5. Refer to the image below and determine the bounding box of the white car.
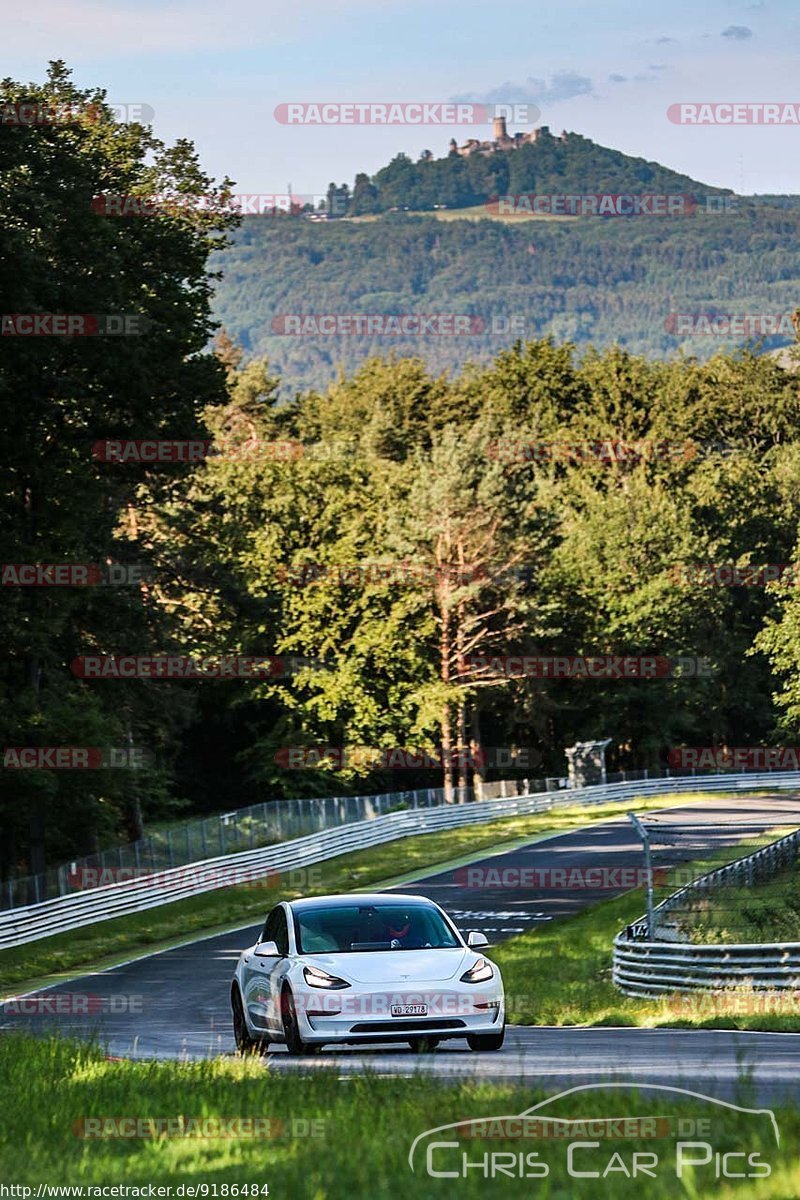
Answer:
[230,893,505,1055]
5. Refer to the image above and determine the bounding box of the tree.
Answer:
[0,62,236,885]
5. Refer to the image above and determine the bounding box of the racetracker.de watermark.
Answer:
[3,747,149,769]
[453,865,670,890]
[70,655,322,680]
[274,562,488,588]
[1,992,142,1015]
[667,102,800,125]
[92,438,304,464]
[670,563,798,586]
[1,314,150,336]
[487,439,696,464]
[668,746,800,770]
[269,314,527,336]
[1,563,146,586]
[274,102,539,125]
[461,655,714,679]
[91,192,342,216]
[0,102,153,125]
[274,745,539,770]
[65,865,324,890]
[665,313,795,337]
[486,193,697,217]
[71,1116,325,1140]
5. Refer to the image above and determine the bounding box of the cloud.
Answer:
[721,24,753,38]
[608,66,666,86]
[655,36,677,43]
[453,71,594,107]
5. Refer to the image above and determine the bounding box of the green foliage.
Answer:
[7,65,800,885]
[211,197,800,394]
[0,63,235,878]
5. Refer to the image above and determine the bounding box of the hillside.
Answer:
[347,128,728,215]
[210,133,800,393]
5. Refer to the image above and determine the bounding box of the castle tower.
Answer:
[492,115,508,141]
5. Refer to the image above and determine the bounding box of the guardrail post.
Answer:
[627,812,655,940]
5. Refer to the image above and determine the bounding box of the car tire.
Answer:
[408,1037,440,1053]
[467,1026,505,1052]
[281,988,316,1056]
[231,987,267,1055]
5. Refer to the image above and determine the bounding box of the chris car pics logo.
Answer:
[408,1084,778,1181]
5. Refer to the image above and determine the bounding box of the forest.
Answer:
[4,66,800,885]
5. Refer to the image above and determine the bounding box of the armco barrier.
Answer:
[3,770,800,951]
[614,826,800,996]
[3,776,567,910]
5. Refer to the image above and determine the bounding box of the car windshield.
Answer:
[295,902,461,954]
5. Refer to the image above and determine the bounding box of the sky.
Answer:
[3,0,800,196]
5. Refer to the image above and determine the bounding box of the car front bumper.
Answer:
[293,984,504,1044]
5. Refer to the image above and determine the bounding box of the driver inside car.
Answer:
[384,910,429,948]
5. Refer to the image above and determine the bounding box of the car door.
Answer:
[245,905,291,1034]
[265,905,292,1033]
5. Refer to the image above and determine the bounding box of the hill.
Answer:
[345,127,729,216]
[210,133,800,393]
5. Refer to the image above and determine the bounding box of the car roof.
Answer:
[287,893,438,911]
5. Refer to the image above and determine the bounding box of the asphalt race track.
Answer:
[4,795,800,1102]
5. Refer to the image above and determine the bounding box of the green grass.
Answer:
[492,832,800,1032]
[344,207,576,223]
[676,859,800,945]
[0,1034,796,1197]
[0,792,718,994]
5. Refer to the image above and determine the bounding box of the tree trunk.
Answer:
[470,707,486,800]
[438,547,454,803]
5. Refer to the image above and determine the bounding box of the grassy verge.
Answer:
[1,791,715,993]
[677,859,800,945]
[344,207,576,223]
[494,833,800,1032]
[0,1034,795,1197]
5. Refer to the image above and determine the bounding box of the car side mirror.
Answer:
[466,931,489,948]
[255,939,280,957]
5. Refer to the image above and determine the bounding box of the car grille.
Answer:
[348,1018,466,1033]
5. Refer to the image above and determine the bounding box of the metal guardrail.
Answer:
[3,769,798,952]
[614,825,800,996]
[2,777,535,911]
[5,762,789,911]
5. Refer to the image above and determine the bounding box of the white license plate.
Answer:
[391,1004,427,1017]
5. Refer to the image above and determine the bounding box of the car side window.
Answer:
[273,907,289,956]
[262,907,280,945]
[262,906,289,955]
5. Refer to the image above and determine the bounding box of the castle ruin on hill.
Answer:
[449,118,567,157]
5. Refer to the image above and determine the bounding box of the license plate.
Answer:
[391,1004,427,1017]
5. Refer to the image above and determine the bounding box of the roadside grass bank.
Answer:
[676,860,800,945]
[494,833,800,1032]
[0,791,726,993]
[0,1034,795,1199]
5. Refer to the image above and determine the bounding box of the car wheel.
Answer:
[408,1037,440,1053]
[281,988,315,1056]
[231,987,266,1055]
[467,1026,505,1052]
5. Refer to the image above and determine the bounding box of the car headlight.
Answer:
[460,957,494,983]
[303,965,351,990]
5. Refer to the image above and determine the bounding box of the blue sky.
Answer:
[6,0,800,194]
